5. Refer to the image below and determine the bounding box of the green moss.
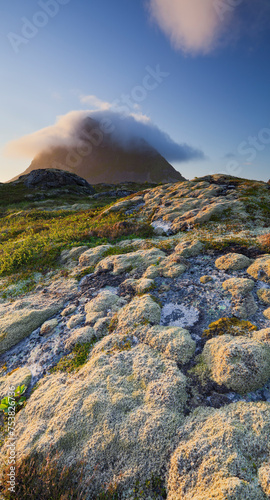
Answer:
[149,295,162,307]
[50,341,96,373]
[102,245,135,258]
[209,207,233,222]
[187,355,211,387]
[133,475,167,499]
[109,337,133,352]
[137,283,156,295]
[202,317,258,339]
[96,488,119,499]
[74,266,95,280]
[140,318,151,326]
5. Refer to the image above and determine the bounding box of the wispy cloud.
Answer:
[147,0,270,55]
[79,94,111,110]
[5,109,205,163]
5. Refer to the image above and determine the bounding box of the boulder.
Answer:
[85,290,126,317]
[143,265,160,279]
[121,278,155,294]
[95,248,165,275]
[60,246,89,265]
[136,325,196,365]
[247,255,270,283]
[117,294,161,331]
[0,305,61,354]
[0,278,78,353]
[257,288,270,305]
[79,245,113,267]
[200,275,214,283]
[222,278,255,296]
[61,304,77,317]
[66,314,84,329]
[174,240,204,258]
[20,169,95,194]
[222,278,257,319]
[64,326,95,349]
[40,318,58,336]
[215,253,251,271]
[263,308,270,320]
[202,332,270,393]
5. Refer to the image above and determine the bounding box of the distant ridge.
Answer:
[10,117,185,185]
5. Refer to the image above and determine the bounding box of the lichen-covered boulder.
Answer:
[247,255,270,283]
[60,246,88,265]
[222,278,255,295]
[202,332,270,393]
[215,253,251,271]
[231,294,258,319]
[66,314,84,329]
[0,306,60,354]
[174,240,204,258]
[159,260,186,278]
[136,325,196,365]
[61,304,77,317]
[40,318,58,336]
[95,248,165,275]
[222,278,257,319]
[64,326,95,349]
[117,294,161,330]
[0,278,78,353]
[0,367,32,398]
[84,290,126,326]
[78,244,112,267]
[143,265,160,279]
[200,275,213,284]
[263,308,270,320]
[167,402,270,500]
[257,288,270,304]
[5,334,187,497]
[121,278,155,294]
[93,317,111,339]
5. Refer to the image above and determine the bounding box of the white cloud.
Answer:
[147,0,270,55]
[80,94,111,110]
[147,0,233,54]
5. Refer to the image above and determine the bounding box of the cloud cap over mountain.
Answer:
[5,109,204,164]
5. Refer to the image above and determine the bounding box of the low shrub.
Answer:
[89,220,154,241]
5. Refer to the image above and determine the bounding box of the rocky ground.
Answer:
[1,173,270,499]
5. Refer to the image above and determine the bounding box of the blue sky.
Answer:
[1,0,270,182]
